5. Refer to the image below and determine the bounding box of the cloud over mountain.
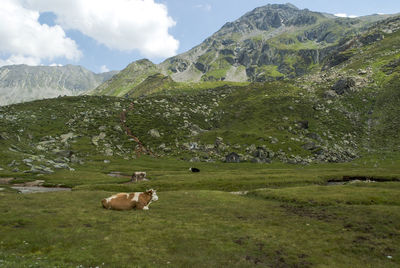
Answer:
[26,0,179,58]
[0,0,81,66]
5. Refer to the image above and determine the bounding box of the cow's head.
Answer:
[147,189,158,201]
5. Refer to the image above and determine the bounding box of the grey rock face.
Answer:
[0,64,117,106]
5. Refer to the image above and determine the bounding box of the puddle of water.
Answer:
[326,180,376,186]
[326,176,399,186]
[11,186,71,194]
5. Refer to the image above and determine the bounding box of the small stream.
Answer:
[326,176,399,186]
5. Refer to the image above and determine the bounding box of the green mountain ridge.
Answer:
[92,4,398,98]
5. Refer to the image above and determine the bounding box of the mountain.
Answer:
[90,59,158,97]
[92,4,396,97]
[0,4,399,170]
[0,64,118,106]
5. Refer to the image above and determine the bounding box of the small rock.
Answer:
[104,160,110,164]
[189,142,199,150]
[225,152,240,163]
[28,166,53,174]
[114,125,123,132]
[104,148,113,156]
[323,90,337,99]
[148,129,161,138]
[53,163,70,169]
[60,132,75,143]
[302,142,318,151]
[70,154,79,163]
[190,157,201,162]
[8,160,18,167]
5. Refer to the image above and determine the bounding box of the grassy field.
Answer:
[1,155,399,267]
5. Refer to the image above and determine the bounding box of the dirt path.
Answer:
[120,102,155,157]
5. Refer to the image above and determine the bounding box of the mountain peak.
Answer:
[218,3,318,35]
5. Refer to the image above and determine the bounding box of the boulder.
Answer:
[226,152,240,163]
[60,132,75,143]
[28,165,54,174]
[302,142,318,151]
[297,120,309,129]
[323,90,337,99]
[306,132,323,142]
[149,129,161,138]
[332,77,356,95]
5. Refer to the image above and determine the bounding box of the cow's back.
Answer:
[102,193,136,210]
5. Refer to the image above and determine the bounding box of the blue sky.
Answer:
[0,0,399,73]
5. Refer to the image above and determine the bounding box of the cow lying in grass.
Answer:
[102,189,158,210]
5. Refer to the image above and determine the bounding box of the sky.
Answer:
[0,0,399,73]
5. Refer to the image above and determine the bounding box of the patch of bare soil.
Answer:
[280,204,338,222]
[0,177,16,184]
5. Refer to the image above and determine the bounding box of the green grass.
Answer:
[1,157,400,267]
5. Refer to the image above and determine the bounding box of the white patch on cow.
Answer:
[152,191,159,201]
[106,195,117,203]
[125,193,129,199]
[131,192,140,202]
[143,206,149,210]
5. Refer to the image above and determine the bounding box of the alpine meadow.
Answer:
[0,3,400,267]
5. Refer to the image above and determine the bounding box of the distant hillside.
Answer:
[0,64,118,106]
[91,4,396,98]
[91,59,158,97]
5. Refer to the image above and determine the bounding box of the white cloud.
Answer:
[0,55,41,66]
[0,0,81,67]
[334,13,358,18]
[195,3,212,12]
[100,65,110,73]
[49,63,63,67]
[25,0,179,58]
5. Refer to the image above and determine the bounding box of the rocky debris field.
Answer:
[0,78,371,175]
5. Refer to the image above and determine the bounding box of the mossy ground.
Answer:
[0,156,399,267]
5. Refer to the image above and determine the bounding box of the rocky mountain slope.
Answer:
[92,4,395,97]
[0,64,117,106]
[0,5,399,174]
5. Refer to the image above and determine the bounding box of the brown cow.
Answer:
[102,189,158,210]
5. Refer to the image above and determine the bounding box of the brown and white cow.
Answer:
[131,171,147,182]
[102,189,158,210]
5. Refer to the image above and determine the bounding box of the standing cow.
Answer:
[131,171,147,182]
[102,189,158,210]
